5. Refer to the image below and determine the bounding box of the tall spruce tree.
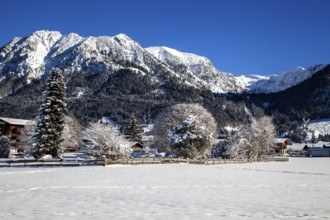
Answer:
[33,69,67,158]
[124,113,144,142]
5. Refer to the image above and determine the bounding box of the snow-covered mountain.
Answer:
[0,30,244,94]
[1,30,330,131]
[146,46,244,93]
[0,31,153,82]
[247,64,327,93]
[0,30,328,96]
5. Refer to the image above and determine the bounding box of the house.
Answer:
[0,117,32,151]
[131,143,144,151]
[308,147,330,157]
[274,138,292,154]
[287,141,330,157]
[287,143,309,156]
[307,142,330,157]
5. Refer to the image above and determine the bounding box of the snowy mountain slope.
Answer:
[0,31,244,94]
[0,31,154,80]
[234,74,270,89]
[308,118,330,136]
[0,31,62,79]
[146,46,245,93]
[248,64,326,93]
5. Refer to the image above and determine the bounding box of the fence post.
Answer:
[102,156,106,167]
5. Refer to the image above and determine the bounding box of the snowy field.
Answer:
[0,158,330,220]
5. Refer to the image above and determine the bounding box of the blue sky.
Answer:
[1,0,330,75]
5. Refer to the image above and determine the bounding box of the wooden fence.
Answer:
[0,156,288,167]
[0,158,104,167]
[105,156,289,166]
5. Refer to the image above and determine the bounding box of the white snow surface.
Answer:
[1,158,330,219]
[234,74,270,88]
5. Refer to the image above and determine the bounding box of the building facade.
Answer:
[0,117,32,151]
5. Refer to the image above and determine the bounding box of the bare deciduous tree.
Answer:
[230,116,276,160]
[81,122,131,159]
[61,115,83,152]
[19,120,36,154]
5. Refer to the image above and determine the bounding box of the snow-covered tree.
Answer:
[124,113,144,142]
[311,130,318,143]
[286,118,309,143]
[19,120,36,154]
[212,139,232,159]
[33,69,67,159]
[81,122,131,159]
[0,136,10,158]
[61,115,83,151]
[231,116,276,160]
[153,103,217,158]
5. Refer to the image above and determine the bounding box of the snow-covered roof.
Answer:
[308,142,330,148]
[130,142,144,149]
[0,117,32,126]
[288,141,330,151]
[288,143,308,151]
[275,138,289,143]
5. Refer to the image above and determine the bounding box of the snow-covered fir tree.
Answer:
[0,136,10,158]
[33,69,67,159]
[124,113,144,142]
[311,130,318,143]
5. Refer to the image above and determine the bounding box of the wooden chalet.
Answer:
[0,117,32,151]
[274,138,292,154]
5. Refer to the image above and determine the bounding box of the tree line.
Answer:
[1,68,278,161]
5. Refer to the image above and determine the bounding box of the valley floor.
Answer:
[0,158,330,219]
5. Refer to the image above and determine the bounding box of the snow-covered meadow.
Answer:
[0,158,330,219]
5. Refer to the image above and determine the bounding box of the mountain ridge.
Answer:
[1,30,327,97]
